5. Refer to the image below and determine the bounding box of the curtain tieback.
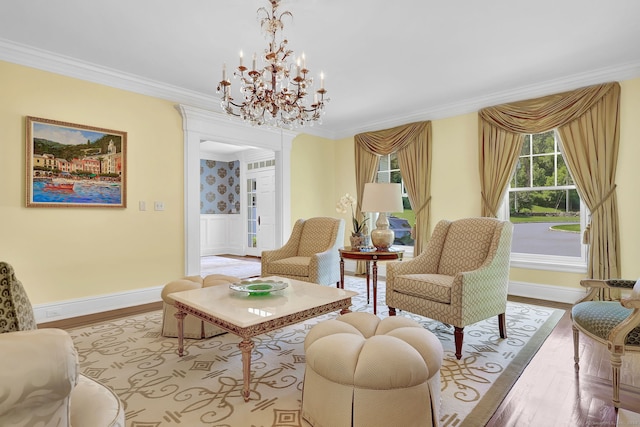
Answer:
[412,197,431,236]
[480,192,498,218]
[582,184,617,245]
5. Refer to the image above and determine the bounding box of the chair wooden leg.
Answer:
[388,307,397,316]
[454,327,464,360]
[611,352,622,407]
[498,312,507,338]
[572,325,580,367]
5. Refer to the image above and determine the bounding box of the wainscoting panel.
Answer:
[200,214,243,256]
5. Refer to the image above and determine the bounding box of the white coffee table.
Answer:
[170,276,358,402]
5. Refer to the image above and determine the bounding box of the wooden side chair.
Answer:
[572,278,640,407]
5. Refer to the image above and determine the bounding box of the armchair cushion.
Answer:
[393,274,454,304]
[268,256,311,277]
[572,301,640,346]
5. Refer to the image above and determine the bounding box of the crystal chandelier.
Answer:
[216,0,328,128]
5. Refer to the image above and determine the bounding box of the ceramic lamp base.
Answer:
[371,212,394,251]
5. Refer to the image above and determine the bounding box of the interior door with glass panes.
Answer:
[246,168,276,256]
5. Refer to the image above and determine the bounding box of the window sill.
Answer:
[510,253,587,274]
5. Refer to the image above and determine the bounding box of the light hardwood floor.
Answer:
[40,273,640,426]
[487,296,640,427]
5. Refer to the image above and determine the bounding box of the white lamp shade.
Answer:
[360,183,403,213]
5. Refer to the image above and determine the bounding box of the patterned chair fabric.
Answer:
[0,261,37,333]
[386,217,513,360]
[261,217,345,286]
[571,278,640,407]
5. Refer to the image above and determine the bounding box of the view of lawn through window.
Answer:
[507,131,584,257]
[377,153,415,246]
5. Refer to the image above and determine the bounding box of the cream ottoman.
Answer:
[161,274,240,339]
[302,312,443,427]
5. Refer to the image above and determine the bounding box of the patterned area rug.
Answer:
[68,276,564,427]
[201,255,262,279]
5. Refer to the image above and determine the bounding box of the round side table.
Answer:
[338,247,403,314]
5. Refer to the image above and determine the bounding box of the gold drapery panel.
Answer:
[354,121,432,256]
[478,82,621,282]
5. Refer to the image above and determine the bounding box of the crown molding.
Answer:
[333,61,640,139]
[0,38,219,112]
[2,37,638,141]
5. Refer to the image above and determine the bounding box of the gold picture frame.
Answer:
[25,116,127,208]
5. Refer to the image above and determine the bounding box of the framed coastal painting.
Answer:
[25,116,127,208]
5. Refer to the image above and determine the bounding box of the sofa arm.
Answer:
[0,328,78,426]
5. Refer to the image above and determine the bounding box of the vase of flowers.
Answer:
[336,193,368,249]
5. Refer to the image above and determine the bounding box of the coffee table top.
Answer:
[169,276,357,329]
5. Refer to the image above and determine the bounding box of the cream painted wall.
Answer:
[3,58,639,309]
[290,133,340,222]
[0,61,184,305]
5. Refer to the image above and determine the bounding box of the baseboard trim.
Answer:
[32,278,583,325]
[33,286,163,324]
[508,280,584,304]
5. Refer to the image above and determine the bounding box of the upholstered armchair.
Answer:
[0,261,125,426]
[386,217,513,360]
[572,278,640,407]
[261,217,345,286]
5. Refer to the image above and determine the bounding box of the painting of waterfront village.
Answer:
[26,116,127,208]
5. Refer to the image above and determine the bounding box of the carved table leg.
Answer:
[339,256,344,289]
[365,260,370,304]
[174,310,187,357]
[239,338,255,402]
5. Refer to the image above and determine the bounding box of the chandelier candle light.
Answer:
[360,183,404,251]
[217,0,328,128]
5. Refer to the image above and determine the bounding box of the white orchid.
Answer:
[336,193,367,236]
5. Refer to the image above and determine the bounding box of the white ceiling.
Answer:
[1,0,639,140]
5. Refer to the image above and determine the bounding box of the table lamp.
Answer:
[360,182,403,251]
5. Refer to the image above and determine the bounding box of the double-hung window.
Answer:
[497,130,588,273]
[376,153,415,250]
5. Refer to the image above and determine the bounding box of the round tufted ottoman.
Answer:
[302,312,443,427]
[161,274,240,339]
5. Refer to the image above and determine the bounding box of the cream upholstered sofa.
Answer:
[161,274,240,339]
[261,217,345,286]
[0,261,125,426]
[302,312,443,427]
[0,328,125,427]
[386,217,513,360]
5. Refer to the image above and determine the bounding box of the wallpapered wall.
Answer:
[200,159,241,214]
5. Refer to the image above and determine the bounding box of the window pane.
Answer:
[521,134,531,156]
[510,189,581,256]
[390,170,402,184]
[532,131,555,154]
[379,154,390,171]
[557,155,574,185]
[390,153,399,170]
[512,159,531,188]
[377,171,390,183]
[532,155,554,187]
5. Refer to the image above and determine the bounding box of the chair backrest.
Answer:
[436,218,509,276]
[297,217,344,256]
[0,262,37,333]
